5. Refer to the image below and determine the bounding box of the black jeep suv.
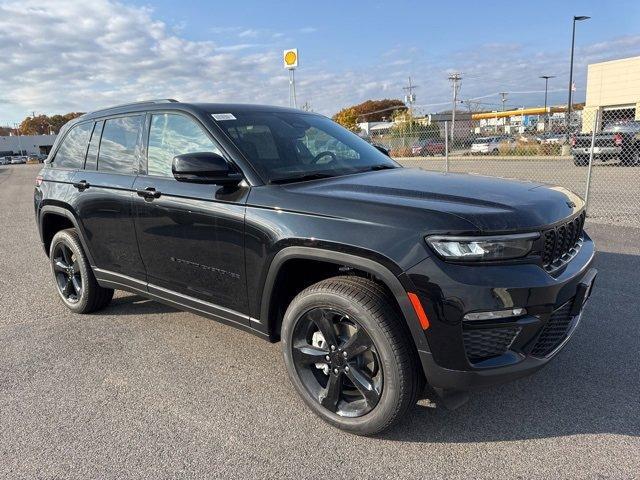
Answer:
[34,100,597,435]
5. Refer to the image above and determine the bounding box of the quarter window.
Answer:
[53,122,92,169]
[147,114,222,177]
[98,115,144,173]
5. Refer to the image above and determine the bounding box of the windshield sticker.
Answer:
[211,113,237,121]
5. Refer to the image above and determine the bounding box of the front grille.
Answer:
[542,211,585,272]
[530,299,575,357]
[463,326,521,363]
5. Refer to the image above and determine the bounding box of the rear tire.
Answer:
[574,155,589,166]
[50,229,114,314]
[620,150,640,166]
[281,275,422,435]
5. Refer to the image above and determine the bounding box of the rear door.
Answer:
[72,115,146,281]
[132,112,249,316]
[45,121,93,205]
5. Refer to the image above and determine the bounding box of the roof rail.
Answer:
[87,99,179,116]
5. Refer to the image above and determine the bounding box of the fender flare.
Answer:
[260,246,430,353]
[39,205,96,266]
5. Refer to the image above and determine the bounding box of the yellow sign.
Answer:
[283,49,298,69]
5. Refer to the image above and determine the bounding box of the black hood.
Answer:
[281,168,583,232]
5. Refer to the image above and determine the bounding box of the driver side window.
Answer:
[147,113,222,177]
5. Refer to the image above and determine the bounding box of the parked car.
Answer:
[10,156,26,164]
[411,139,446,156]
[537,133,568,145]
[571,121,640,166]
[470,136,513,154]
[0,156,11,165]
[34,100,596,435]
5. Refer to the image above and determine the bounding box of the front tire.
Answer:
[50,229,113,313]
[281,276,422,435]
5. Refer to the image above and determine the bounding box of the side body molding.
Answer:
[259,246,430,353]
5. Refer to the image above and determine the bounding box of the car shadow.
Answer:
[380,250,640,443]
[102,293,179,315]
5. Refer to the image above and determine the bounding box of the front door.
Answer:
[132,112,249,316]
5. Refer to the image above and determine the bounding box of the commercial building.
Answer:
[582,55,640,132]
[0,134,57,156]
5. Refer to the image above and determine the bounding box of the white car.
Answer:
[470,136,513,154]
[10,156,26,164]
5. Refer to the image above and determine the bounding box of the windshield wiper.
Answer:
[362,164,397,172]
[270,172,337,184]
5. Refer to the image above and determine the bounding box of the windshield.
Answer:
[212,111,399,183]
[603,122,640,133]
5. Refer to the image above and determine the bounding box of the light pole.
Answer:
[540,75,555,130]
[566,15,590,131]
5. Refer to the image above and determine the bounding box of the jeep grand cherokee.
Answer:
[34,100,597,435]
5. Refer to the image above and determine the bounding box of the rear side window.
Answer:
[98,115,144,174]
[147,113,222,177]
[53,122,92,169]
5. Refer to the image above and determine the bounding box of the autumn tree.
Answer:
[333,99,407,130]
[332,107,360,132]
[17,112,84,135]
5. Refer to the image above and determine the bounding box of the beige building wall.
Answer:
[584,56,640,131]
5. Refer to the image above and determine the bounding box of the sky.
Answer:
[1,0,639,124]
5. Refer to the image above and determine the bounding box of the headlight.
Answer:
[426,233,538,261]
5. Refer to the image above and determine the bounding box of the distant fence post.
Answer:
[584,111,599,210]
[444,121,449,172]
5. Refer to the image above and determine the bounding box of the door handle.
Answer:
[72,180,90,191]
[136,187,161,199]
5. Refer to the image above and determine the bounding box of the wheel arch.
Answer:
[39,204,96,266]
[260,246,430,354]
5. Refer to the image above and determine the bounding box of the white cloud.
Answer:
[237,29,260,38]
[0,0,637,123]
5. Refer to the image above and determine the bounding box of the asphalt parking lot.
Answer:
[1,164,639,479]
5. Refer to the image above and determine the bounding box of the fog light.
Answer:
[463,308,526,321]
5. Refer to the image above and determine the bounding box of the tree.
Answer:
[332,107,360,132]
[333,99,407,128]
[389,110,441,136]
[17,112,84,135]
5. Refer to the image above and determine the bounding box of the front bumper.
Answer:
[405,233,596,390]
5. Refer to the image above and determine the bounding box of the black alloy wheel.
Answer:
[282,276,422,435]
[52,241,83,303]
[49,228,114,313]
[291,307,382,417]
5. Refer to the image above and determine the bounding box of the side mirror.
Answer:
[373,144,390,156]
[172,152,243,185]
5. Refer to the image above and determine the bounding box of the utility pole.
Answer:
[402,77,418,146]
[448,73,462,142]
[499,92,508,111]
[14,123,24,155]
[498,92,508,133]
[402,77,418,117]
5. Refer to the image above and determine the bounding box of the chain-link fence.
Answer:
[373,108,640,227]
